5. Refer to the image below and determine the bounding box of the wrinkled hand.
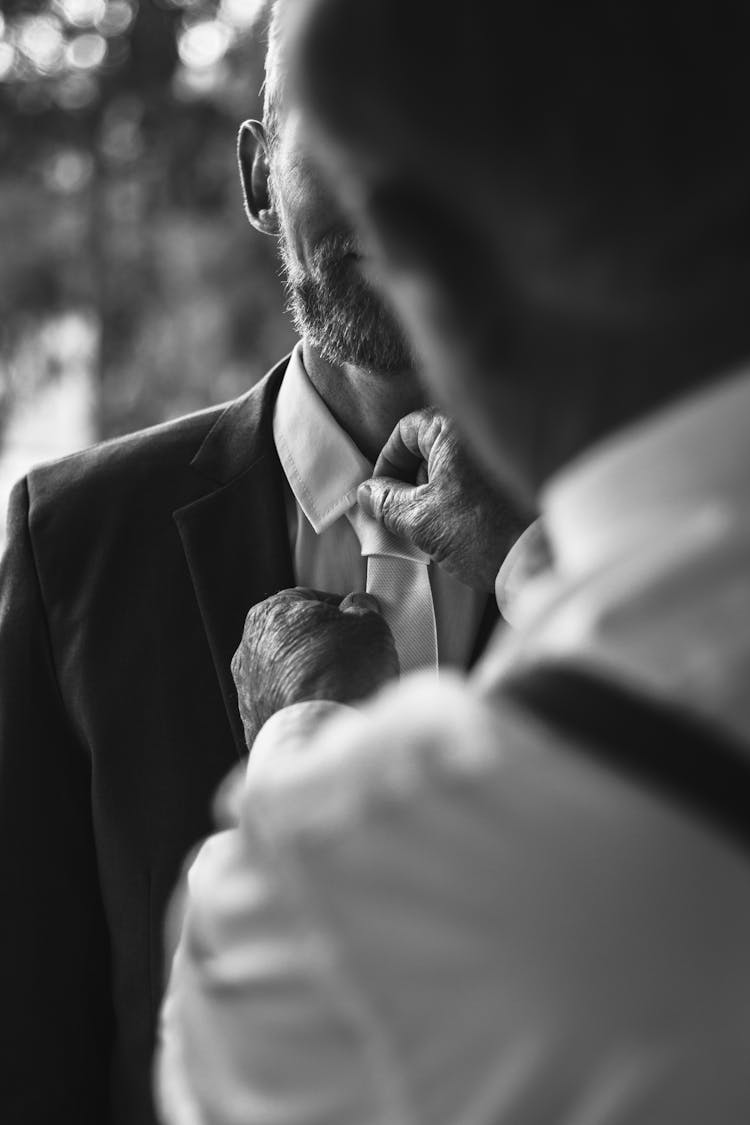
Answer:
[358,409,531,591]
[231,588,399,748]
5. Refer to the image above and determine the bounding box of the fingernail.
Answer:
[340,592,380,615]
[357,482,374,516]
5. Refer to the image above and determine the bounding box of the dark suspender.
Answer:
[500,662,750,856]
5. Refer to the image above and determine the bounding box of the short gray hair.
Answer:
[262,0,289,145]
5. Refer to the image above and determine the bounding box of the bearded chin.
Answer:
[280,249,414,373]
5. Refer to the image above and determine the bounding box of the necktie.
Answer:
[348,506,439,675]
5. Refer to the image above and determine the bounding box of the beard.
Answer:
[277,229,415,372]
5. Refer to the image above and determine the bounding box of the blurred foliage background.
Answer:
[0,0,295,540]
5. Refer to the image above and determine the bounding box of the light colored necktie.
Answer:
[348,506,438,675]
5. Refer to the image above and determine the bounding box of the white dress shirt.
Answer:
[483,362,750,747]
[157,367,750,1125]
[273,343,489,668]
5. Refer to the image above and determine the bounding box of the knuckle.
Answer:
[370,481,392,522]
[378,484,409,536]
[377,481,393,510]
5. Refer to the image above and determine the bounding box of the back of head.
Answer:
[301,0,750,311]
[293,0,750,493]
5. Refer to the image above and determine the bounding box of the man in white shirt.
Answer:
[157,1,750,1123]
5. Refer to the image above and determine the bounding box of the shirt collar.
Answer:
[273,343,373,534]
[541,364,750,580]
[493,518,552,625]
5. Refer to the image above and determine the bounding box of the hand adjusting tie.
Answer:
[348,505,438,676]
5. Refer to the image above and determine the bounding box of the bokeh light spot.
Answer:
[66,32,107,70]
[96,0,137,38]
[42,148,94,193]
[218,0,266,30]
[177,20,232,70]
[54,0,107,29]
[17,16,65,75]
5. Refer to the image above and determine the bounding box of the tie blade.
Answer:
[366,554,438,675]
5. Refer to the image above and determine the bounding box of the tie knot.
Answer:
[347,505,429,564]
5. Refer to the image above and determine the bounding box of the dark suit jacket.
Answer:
[0,355,498,1124]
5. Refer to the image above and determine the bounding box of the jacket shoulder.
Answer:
[27,400,228,508]
[7,357,289,572]
[23,354,290,518]
[12,403,232,568]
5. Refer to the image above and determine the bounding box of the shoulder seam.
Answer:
[22,475,92,763]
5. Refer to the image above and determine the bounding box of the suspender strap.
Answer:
[500,662,750,856]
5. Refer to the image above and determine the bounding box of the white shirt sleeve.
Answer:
[494,517,556,626]
[248,700,355,785]
[156,672,750,1125]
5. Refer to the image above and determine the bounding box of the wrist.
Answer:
[248,701,357,785]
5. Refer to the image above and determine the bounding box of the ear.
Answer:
[237,119,278,235]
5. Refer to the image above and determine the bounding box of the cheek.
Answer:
[272,146,346,265]
[272,170,308,261]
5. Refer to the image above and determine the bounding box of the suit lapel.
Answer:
[174,358,294,759]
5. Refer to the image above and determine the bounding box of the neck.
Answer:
[302,338,427,463]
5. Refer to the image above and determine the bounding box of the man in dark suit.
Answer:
[0,4,521,1123]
